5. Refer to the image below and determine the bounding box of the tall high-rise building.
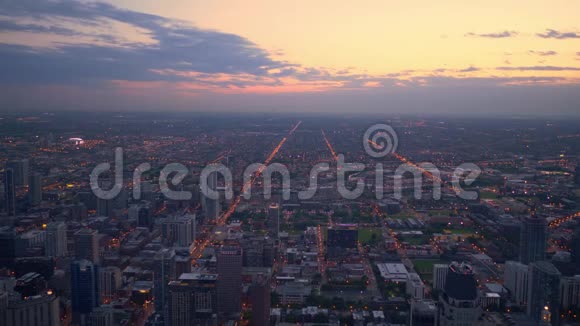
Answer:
[504,261,529,307]
[571,229,580,271]
[129,203,154,230]
[28,172,42,205]
[410,299,437,326]
[128,204,139,221]
[114,188,128,210]
[45,222,67,258]
[88,307,114,326]
[3,292,60,326]
[560,275,580,311]
[268,203,280,238]
[71,260,100,321]
[241,236,276,267]
[202,172,220,221]
[527,261,561,325]
[217,245,242,318]
[6,159,29,186]
[432,263,449,291]
[97,197,114,218]
[406,272,425,299]
[74,228,99,264]
[436,262,482,326]
[154,248,177,313]
[519,216,547,264]
[99,266,121,304]
[167,273,218,326]
[3,169,16,216]
[162,214,196,249]
[175,253,192,278]
[0,228,18,267]
[249,274,271,326]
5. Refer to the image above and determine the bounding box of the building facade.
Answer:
[45,222,67,258]
[504,261,529,307]
[167,273,218,326]
[74,228,99,264]
[436,262,482,326]
[216,245,242,318]
[71,260,100,322]
[527,261,561,326]
[519,216,547,264]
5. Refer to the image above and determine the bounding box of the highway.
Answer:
[321,129,380,296]
[321,129,339,162]
[368,139,461,193]
[548,211,580,229]
[191,121,302,260]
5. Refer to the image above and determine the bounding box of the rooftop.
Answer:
[178,273,218,281]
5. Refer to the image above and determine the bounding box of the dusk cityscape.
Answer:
[1,1,580,326]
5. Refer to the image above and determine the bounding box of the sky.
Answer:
[0,0,579,115]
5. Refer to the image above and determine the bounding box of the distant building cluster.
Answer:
[1,115,580,325]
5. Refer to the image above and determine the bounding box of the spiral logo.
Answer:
[363,124,398,158]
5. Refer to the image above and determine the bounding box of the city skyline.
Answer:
[1,1,580,325]
[1,113,580,325]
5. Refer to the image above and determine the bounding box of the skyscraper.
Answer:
[71,260,100,321]
[0,228,18,267]
[268,203,280,238]
[571,229,580,271]
[74,228,99,264]
[114,188,128,210]
[249,274,271,326]
[527,261,561,325]
[167,273,218,326]
[432,263,449,291]
[162,214,196,250]
[99,266,121,304]
[6,159,29,186]
[154,248,176,313]
[45,222,67,258]
[129,203,154,230]
[560,275,580,311]
[88,307,114,326]
[217,245,242,318]
[28,172,42,205]
[97,197,114,218]
[436,262,482,326]
[202,172,220,221]
[519,216,547,264]
[504,261,529,307]
[3,292,60,326]
[3,169,16,216]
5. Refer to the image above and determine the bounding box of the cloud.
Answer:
[0,19,78,36]
[465,31,518,38]
[1,0,580,115]
[496,66,580,71]
[528,50,557,56]
[458,66,480,73]
[0,0,292,85]
[536,29,580,39]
